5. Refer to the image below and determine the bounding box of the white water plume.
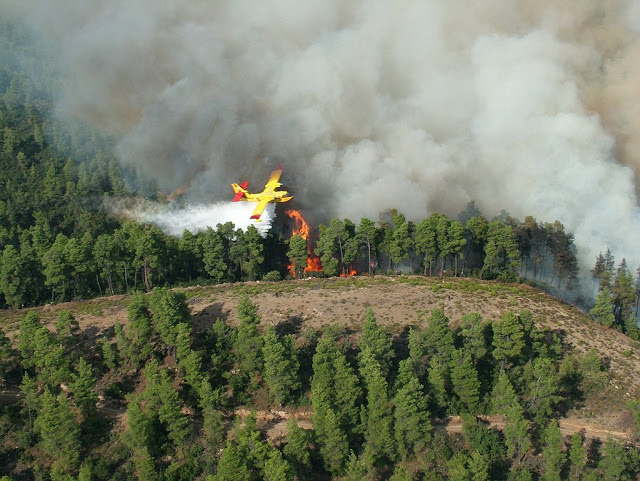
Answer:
[116,200,275,237]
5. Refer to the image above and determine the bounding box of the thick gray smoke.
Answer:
[5,0,640,273]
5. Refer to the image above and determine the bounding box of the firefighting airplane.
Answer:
[231,164,293,221]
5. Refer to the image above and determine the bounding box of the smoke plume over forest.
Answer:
[4,0,640,271]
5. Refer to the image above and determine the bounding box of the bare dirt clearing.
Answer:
[2,275,639,439]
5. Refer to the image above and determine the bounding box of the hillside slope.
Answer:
[1,275,638,433]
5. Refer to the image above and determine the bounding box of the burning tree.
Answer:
[285,210,322,278]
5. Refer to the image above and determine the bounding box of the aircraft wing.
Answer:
[250,198,270,221]
[262,164,283,194]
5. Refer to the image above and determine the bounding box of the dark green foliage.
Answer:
[599,437,633,481]
[318,408,349,475]
[101,336,118,371]
[490,372,518,415]
[34,389,81,474]
[461,415,506,472]
[522,357,562,424]
[359,347,395,464]
[287,234,308,279]
[492,312,525,372]
[127,291,154,364]
[425,308,454,362]
[577,349,608,396]
[262,449,294,481]
[393,359,432,460]
[590,286,615,327]
[342,451,367,481]
[311,336,361,452]
[55,310,79,352]
[358,307,394,377]
[459,312,488,363]
[212,441,251,481]
[0,327,15,383]
[233,296,263,391]
[389,464,413,481]
[568,432,586,481]
[450,348,481,413]
[542,420,565,481]
[262,327,300,404]
[283,418,312,477]
[71,357,98,419]
[148,287,190,351]
[503,403,531,465]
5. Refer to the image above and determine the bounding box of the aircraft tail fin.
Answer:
[231,181,249,202]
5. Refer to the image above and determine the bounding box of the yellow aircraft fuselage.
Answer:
[231,164,293,221]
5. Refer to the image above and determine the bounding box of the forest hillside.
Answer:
[1,276,639,480]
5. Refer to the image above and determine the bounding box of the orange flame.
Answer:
[286,209,322,277]
[340,268,357,278]
[286,209,310,239]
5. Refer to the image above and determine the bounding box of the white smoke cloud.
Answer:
[4,0,640,275]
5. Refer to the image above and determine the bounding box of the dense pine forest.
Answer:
[1,15,640,481]
[0,292,639,480]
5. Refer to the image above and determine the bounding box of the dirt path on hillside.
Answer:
[1,389,634,445]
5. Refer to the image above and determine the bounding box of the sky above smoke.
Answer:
[4,0,640,272]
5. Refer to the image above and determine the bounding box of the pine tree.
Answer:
[359,347,395,463]
[525,357,561,424]
[599,437,629,481]
[358,307,394,377]
[459,313,488,364]
[262,327,300,405]
[20,373,39,432]
[389,212,412,271]
[34,389,81,474]
[612,264,636,331]
[101,337,118,371]
[200,227,228,282]
[127,291,153,364]
[342,451,368,481]
[568,432,586,481]
[490,373,518,415]
[542,420,565,481]
[503,403,531,465]
[427,357,450,415]
[55,310,80,352]
[234,295,263,376]
[389,464,412,481]
[415,214,440,275]
[71,357,98,419]
[262,449,294,481]
[332,350,362,435]
[0,327,14,384]
[356,217,378,276]
[318,408,349,475]
[18,311,41,369]
[589,286,616,327]
[287,234,308,279]
[492,312,525,372]
[425,308,454,362]
[450,348,481,413]
[393,359,432,459]
[148,287,190,352]
[213,441,251,481]
[468,450,490,481]
[234,412,271,472]
[283,418,311,477]
[408,326,427,378]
